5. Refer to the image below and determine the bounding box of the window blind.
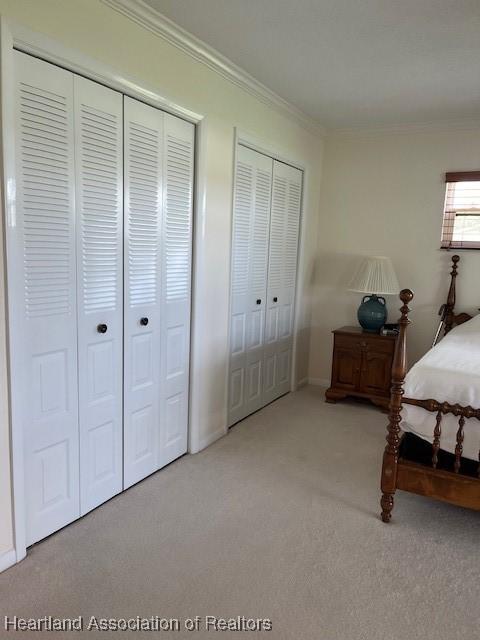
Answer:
[441,172,480,249]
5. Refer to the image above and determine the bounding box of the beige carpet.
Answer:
[0,386,479,639]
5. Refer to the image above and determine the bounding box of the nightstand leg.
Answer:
[371,398,390,413]
[325,388,348,403]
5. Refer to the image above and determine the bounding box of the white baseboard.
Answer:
[0,548,17,573]
[308,377,330,387]
[295,377,309,389]
[191,426,227,454]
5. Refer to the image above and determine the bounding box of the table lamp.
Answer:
[348,256,400,332]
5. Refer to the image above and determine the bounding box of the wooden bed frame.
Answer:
[380,255,480,522]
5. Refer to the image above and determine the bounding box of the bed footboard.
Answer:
[380,288,480,522]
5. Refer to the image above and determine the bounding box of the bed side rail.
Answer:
[402,398,480,474]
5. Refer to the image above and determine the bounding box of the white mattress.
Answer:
[402,313,480,461]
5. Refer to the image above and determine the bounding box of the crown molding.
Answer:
[101,0,325,136]
[330,117,480,138]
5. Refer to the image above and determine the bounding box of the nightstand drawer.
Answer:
[334,334,395,355]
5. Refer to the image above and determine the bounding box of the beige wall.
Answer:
[0,0,324,563]
[310,126,480,383]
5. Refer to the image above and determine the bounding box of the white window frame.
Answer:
[441,177,480,250]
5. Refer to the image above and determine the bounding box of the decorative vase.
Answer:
[357,294,387,332]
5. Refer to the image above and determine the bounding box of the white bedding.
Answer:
[402,313,480,461]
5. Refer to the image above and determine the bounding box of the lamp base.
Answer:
[357,294,387,332]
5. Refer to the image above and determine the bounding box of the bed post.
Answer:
[380,288,414,522]
[443,254,459,335]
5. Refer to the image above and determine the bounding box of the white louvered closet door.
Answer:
[263,160,302,405]
[124,103,193,484]
[158,114,194,468]
[74,77,124,514]
[10,52,79,545]
[228,145,273,426]
[123,97,163,488]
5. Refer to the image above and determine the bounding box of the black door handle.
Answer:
[97,323,107,334]
[273,297,278,302]
[140,317,149,326]
[256,299,261,305]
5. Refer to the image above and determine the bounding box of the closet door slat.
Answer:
[74,76,124,514]
[11,51,79,545]
[228,145,273,426]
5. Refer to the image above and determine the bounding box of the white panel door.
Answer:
[10,52,79,545]
[124,104,193,483]
[263,160,302,405]
[158,114,194,467]
[74,76,123,514]
[228,145,273,426]
[123,97,163,488]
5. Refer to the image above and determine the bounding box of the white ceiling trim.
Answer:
[101,0,325,136]
[331,117,480,138]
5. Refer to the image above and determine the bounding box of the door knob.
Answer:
[140,317,149,326]
[273,296,278,302]
[97,323,107,334]
[256,299,261,305]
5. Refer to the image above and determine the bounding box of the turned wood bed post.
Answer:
[443,254,459,335]
[380,288,414,523]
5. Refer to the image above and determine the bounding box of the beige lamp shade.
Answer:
[348,256,400,295]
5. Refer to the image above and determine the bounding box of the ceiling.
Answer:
[143,0,480,130]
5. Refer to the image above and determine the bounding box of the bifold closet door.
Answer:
[263,160,302,405]
[228,145,273,426]
[74,76,124,514]
[11,51,194,543]
[158,113,194,468]
[123,97,163,488]
[11,52,80,544]
[123,98,194,487]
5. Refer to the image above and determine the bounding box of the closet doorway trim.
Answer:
[0,17,205,567]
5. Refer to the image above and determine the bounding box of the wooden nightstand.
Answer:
[325,326,397,409]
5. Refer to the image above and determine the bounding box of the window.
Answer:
[441,171,480,249]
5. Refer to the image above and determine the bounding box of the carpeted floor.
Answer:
[0,386,479,639]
